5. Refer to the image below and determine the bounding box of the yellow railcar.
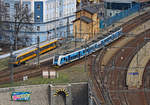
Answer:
[12,39,58,65]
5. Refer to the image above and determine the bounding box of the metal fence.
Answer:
[100,4,140,29]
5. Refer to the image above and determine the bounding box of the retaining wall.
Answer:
[0,83,88,105]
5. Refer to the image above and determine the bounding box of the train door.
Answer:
[79,52,80,58]
[68,55,71,61]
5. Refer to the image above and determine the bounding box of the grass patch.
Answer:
[0,74,69,88]
[59,63,88,83]
[0,62,88,88]
[0,58,9,71]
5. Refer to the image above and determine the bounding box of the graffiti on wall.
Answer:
[11,92,31,101]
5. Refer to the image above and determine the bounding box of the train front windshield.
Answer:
[10,55,17,64]
[53,55,59,64]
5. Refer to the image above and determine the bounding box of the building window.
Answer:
[110,13,112,16]
[25,26,28,29]
[47,14,48,20]
[37,26,40,31]
[37,4,40,10]
[5,24,10,29]
[5,3,10,8]
[47,4,48,10]
[37,16,40,20]
[5,14,10,20]
[25,4,28,9]
[14,3,19,8]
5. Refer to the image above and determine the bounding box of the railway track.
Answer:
[1,7,150,85]
[101,29,150,105]
[102,28,150,105]
[89,11,150,105]
[122,11,150,33]
[91,30,150,105]
[143,60,150,105]
[89,50,109,105]
[0,58,53,84]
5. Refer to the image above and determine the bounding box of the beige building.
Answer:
[73,6,100,40]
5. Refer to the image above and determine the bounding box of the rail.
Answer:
[89,8,150,105]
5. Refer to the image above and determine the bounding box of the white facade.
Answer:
[2,0,76,45]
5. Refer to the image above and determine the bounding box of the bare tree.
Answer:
[0,0,7,42]
[9,3,33,50]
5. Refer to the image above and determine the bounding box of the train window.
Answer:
[86,48,89,52]
[47,44,51,48]
[19,56,23,60]
[74,55,76,59]
[55,56,59,61]
[48,44,52,48]
[17,57,20,62]
[40,47,44,51]
[37,4,40,10]
[75,55,77,58]
[30,51,35,55]
[83,50,85,53]
[34,50,37,54]
[72,55,74,59]
[41,44,51,51]
[66,57,68,62]
[73,55,76,59]
[68,56,71,60]
[23,51,33,58]
[51,43,55,46]
[72,56,74,59]
[49,44,52,47]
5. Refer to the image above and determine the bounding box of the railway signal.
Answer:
[37,36,40,67]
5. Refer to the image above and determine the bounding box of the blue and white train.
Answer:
[53,27,123,66]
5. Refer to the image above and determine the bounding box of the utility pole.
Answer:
[10,45,14,84]
[67,17,70,41]
[136,44,139,66]
[144,25,146,56]
[84,39,87,72]
[54,0,57,39]
[80,0,82,39]
[37,36,40,66]
[138,0,140,16]
[75,25,77,48]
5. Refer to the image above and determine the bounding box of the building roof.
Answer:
[104,0,150,3]
[136,0,150,2]
[76,4,102,14]
[73,16,93,23]
[104,0,134,3]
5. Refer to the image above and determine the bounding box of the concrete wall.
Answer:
[0,84,50,105]
[50,84,72,105]
[71,82,88,105]
[0,83,88,105]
